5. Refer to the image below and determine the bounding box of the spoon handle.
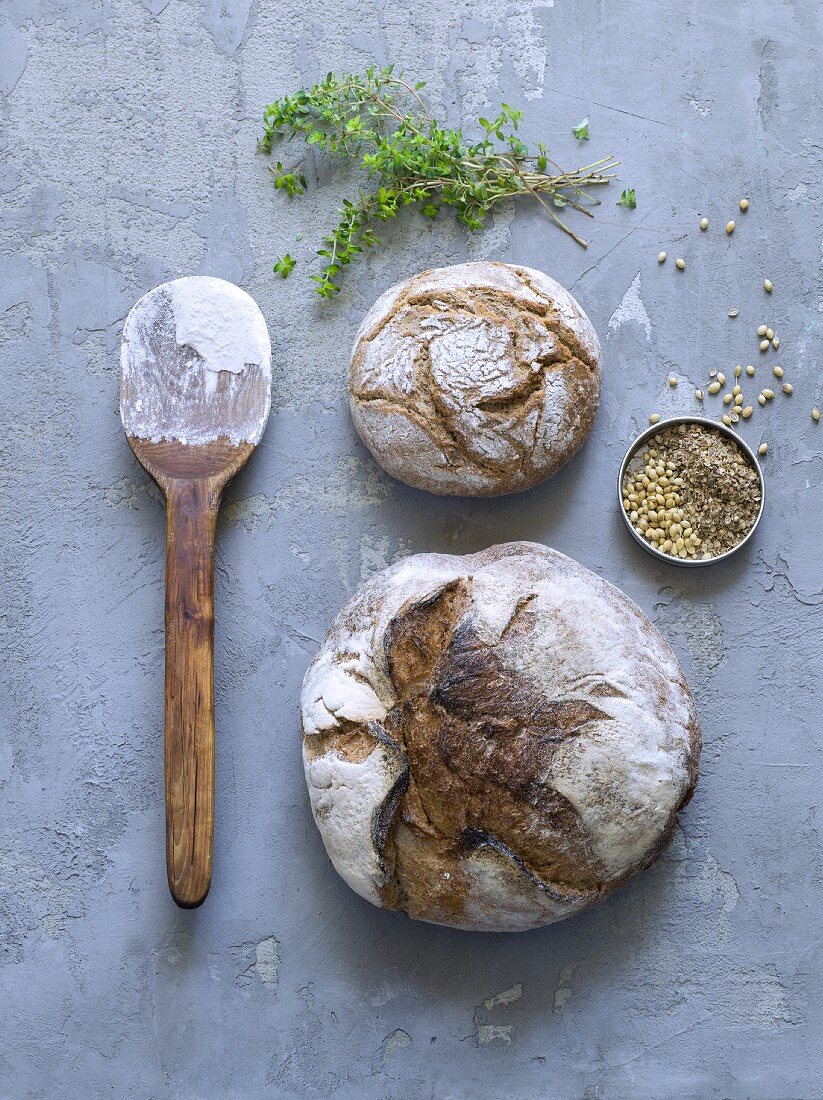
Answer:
[164,478,219,908]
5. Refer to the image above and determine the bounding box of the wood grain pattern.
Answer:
[129,436,254,908]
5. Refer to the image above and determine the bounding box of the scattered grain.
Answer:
[728,308,739,318]
[782,383,793,395]
[764,279,773,293]
[759,339,770,352]
[700,217,709,230]
[658,252,667,263]
[739,198,750,211]
[708,381,722,395]
[813,407,821,423]
[726,220,735,234]
[746,364,755,376]
[758,442,768,455]
[757,325,768,337]
[649,412,661,424]
[773,365,784,378]
[741,406,753,419]
[668,376,678,387]
[676,258,686,271]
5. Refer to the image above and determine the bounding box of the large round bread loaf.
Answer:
[348,262,601,496]
[301,543,700,932]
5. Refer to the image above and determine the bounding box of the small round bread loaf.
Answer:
[301,542,700,932]
[348,262,601,496]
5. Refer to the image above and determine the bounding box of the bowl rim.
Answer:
[617,414,765,567]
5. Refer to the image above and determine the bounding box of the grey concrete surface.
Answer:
[1,1,821,1097]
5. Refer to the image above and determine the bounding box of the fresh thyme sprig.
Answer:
[259,66,619,297]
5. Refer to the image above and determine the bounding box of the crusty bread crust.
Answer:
[302,543,700,931]
[348,262,602,496]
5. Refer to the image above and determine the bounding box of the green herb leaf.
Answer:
[572,117,590,141]
[553,195,567,208]
[273,253,296,278]
[618,187,637,209]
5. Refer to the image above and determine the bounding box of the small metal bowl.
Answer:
[617,415,765,567]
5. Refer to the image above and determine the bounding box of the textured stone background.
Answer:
[1,1,821,1097]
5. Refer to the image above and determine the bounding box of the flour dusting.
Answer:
[168,277,270,381]
[608,272,652,342]
[120,276,271,446]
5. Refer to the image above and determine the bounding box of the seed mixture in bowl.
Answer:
[621,422,762,561]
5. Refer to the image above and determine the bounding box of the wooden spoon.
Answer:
[120,276,271,908]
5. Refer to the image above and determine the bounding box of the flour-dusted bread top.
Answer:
[301,542,700,932]
[348,262,602,496]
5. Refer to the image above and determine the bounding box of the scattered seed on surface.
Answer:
[717,372,727,385]
[746,364,755,376]
[757,325,768,336]
[658,251,667,263]
[734,395,744,408]
[772,336,779,349]
[676,258,686,270]
[763,388,775,400]
[723,394,733,405]
[721,414,732,426]
[759,339,770,352]
[726,220,735,234]
[708,381,722,394]
[739,198,750,211]
[758,394,767,406]
[734,364,742,377]
[773,365,784,378]
[758,442,768,455]
[742,406,753,419]
[649,412,661,423]
[766,327,774,340]
[782,383,793,395]
[728,308,739,318]
[668,376,678,387]
[733,384,742,396]
[695,389,704,400]
[710,368,718,378]
[813,408,821,423]
[700,217,709,230]
[764,278,773,293]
